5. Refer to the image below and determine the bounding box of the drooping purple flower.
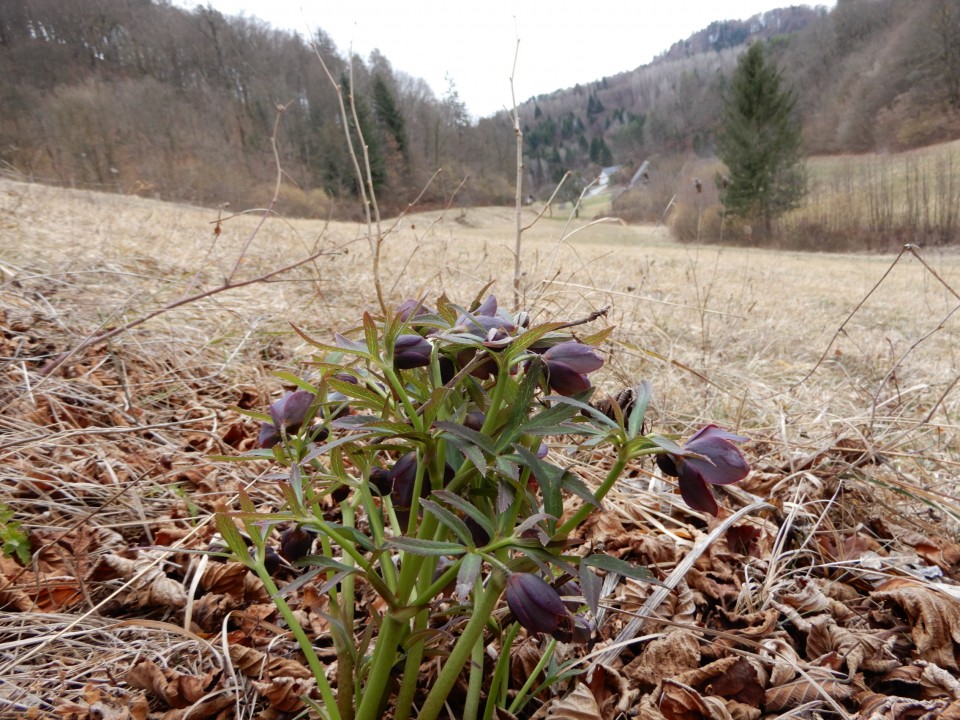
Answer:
[257,390,316,448]
[396,298,432,322]
[656,425,750,516]
[279,526,314,562]
[542,341,604,396]
[455,295,517,341]
[505,573,574,640]
[394,334,432,369]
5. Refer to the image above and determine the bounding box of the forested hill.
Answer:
[2,0,959,217]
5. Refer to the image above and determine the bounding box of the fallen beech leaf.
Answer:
[544,683,602,720]
[874,581,960,671]
[89,551,187,609]
[758,636,800,686]
[765,674,854,712]
[125,659,217,709]
[658,679,733,720]
[199,561,249,598]
[228,643,313,680]
[586,664,634,719]
[252,676,315,712]
[806,616,899,675]
[624,629,701,690]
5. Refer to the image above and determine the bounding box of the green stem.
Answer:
[417,571,507,720]
[354,614,405,720]
[507,637,556,714]
[338,504,357,720]
[254,565,341,720]
[482,623,519,720]
[555,451,628,537]
[463,632,485,720]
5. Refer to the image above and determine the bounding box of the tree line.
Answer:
[0,0,516,216]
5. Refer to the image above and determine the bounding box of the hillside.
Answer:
[1,0,959,236]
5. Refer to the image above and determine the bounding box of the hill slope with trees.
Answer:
[1,0,959,223]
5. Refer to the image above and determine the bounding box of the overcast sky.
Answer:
[174,1,835,118]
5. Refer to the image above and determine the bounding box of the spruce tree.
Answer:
[717,42,805,237]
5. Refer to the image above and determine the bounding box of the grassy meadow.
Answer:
[4,175,959,474]
[3,175,960,714]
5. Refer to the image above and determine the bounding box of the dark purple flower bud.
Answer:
[542,342,604,397]
[258,546,282,576]
[464,411,486,432]
[370,467,392,495]
[505,573,574,637]
[268,390,315,431]
[279,527,313,562]
[389,452,419,511]
[475,295,498,316]
[659,425,750,516]
[258,390,316,448]
[394,334,432,369]
[465,516,490,547]
[536,442,548,460]
[397,298,431,322]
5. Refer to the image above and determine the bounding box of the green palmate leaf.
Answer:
[272,371,320,394]
[582,554,663,586]
[325,523,377,552]
[445,435,487,477]
[300,431,378,464]
[521,401,582,436]
[363,311,380,359]
[214,513,250,561]
[578,564,601,616]
[386,537,468,556]
[507,322,567,354]
[512,445,563,529]
[494,356,542,452]
[327,377,386,407]
[628,380,653,439]
[560,471,600,508]
[578,325,616,347]
[456,552,482,602]
[543,394,618,430]
[290,322,359,356]
[649,434,684,455]
[334,332,373,357]
[433,421,497,456]
[420,498,475,547]
[431,490,496,542]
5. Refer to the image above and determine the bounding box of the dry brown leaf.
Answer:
[54,684,149,720]
[658,679,734,720]
[157,694,235,720]
[624,629,701,690]
[126,659,218,709]
[715,608,779,638]
[806,616,900,675]
[758,635,800,686]
[858,694,956,719]
[199,561,249,598]
[544,682,602,720]
[586,664,634,720]
[764,673,854,712]
[228,643,313,680]
[251,676,315,712]
[874,580,960,671]
[919,661,960,699]
[89,550,187,609]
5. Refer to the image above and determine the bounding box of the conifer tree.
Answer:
[717,42,805,237]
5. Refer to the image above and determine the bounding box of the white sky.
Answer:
[174,1,835,118]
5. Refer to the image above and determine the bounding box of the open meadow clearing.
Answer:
[2,178,960,717]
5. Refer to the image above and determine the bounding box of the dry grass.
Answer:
[3,177,960,716]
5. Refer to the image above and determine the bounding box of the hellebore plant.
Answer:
[217,293,750,720]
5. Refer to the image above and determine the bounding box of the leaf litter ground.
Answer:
[2,179,960,719]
